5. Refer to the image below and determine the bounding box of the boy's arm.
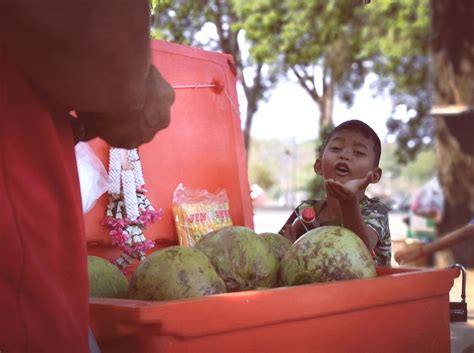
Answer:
[338,198,379,250]
[325,172,379,250]
[278,211,298,242]
[1,0,175,148]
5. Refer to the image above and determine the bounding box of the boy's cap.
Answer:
[333,119,381,145]
[321,119,381,166]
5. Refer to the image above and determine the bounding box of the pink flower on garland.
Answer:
[110,229,128,248]
[137,209,163,225]
[102,217,127,229]
[134,240,155,253]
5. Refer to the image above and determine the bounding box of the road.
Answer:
[253,206,408,239]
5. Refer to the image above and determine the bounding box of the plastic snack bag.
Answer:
[172,183,233,247]
[75,142,110,213]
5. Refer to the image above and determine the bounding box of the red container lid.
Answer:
[84,40,254,248]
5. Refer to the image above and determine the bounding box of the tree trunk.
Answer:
[241,63,264,160]
[318,87,335,140]
[320,93,334,129]
[431,0,474,266]
[243,93,258,156]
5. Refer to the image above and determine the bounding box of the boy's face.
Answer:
[314,129,381,184]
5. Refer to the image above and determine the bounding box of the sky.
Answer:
[237,73,394,144]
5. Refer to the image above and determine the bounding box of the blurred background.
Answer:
[150,0,474,269]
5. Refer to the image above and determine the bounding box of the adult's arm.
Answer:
[395,224,474,265]
[423,224,473,257]
[1,0,175,147]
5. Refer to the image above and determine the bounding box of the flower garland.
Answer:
[102,148,161,269]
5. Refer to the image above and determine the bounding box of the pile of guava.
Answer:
[87,225,377,302]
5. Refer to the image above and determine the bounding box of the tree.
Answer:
[430,0,474,266]
[362,0,432,164]
[363,0,474,264]
[150,0,279,155]
[235,0,371,135]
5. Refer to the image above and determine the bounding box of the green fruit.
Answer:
[87,256,128,298]
[258,232,292,262]
[128,246,226,301]
[196,226,279,292]
[279,226,377,286]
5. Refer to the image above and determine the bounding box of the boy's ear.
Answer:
[314,159,323,176]
[371,167,382,183]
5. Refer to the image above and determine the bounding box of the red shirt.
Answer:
[0,46,89,352]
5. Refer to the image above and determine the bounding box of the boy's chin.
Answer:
[326,174,350,183]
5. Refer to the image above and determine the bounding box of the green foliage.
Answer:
[375,142,436,203]
[362,0,433,164]
[149,0,281,153]
[150,0,435,166]
[306,175,326,199]
[150,0,209,46]
[235,0,370,111]
[250,163,276,190]
[237,0,434,164]
[378,143,402,179]
[248,139,284,192]
[399,149,436,183]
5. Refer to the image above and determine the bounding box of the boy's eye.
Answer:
[329,146,342,152]
[354,150,367,156]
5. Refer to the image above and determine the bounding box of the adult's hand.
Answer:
[75,66,175,148]
[394,244,424,265]
[3,0,176,148]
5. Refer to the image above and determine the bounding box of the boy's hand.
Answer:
[325,171,380,251]
[325,171,375,201]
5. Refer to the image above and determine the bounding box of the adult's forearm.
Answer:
[1,0,152,113]
[425,224,474,255]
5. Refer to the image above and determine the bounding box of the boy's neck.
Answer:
[325,197,342,219]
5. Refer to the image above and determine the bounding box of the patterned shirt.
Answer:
[279,196,392,266]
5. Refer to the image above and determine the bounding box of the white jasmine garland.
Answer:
[103,147,161,269]
[108,148,122,195]
[122,169,139,221]
[127,149,145,189]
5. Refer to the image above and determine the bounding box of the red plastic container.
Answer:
[86,41,459,353]
[90,267,459,353]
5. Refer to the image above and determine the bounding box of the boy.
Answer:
[279,120,391,266]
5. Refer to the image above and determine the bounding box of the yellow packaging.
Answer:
[172,183,232,247]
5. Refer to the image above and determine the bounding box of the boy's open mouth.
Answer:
[335,162,350,176]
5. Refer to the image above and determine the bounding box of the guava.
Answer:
[196,226,279,291]
[258,232,292,262]
[87,256,128,298]
[128,246,226,301]
[279,226,377,286]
